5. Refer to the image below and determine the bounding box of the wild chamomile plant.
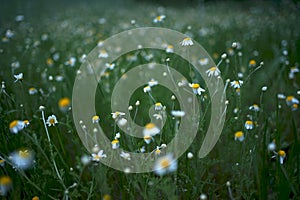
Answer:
[1,0,300,199]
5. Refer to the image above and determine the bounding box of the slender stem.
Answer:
[41,109,67,192]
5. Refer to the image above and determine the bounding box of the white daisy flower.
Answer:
[206,66,221,77]
[234,131,244,142]
[148,79,158,87]
[153,15,166,23]
[143,123,160,137]
[154,154,178,176]
[91,150,107,162]
[180,37,193,46]
[245,120,254,130]
[111,111,125,119]
[199,58,209,66]
[9,149,35,170]
[230,80,243,88]
[9,120,25,134]
[46,115,58,126]
[98,50,109,58]
[189,83,205,95]
[111,139,120,149]
[14,73,23,82]
[166,45,174,53]
[143,85,151,93]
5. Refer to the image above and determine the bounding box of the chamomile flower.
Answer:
[91,150,107,162]
[286,96,299,107]
[65,57,76,67]
[180,37,193,46]
[143,123,160,136]
[249,104,260,112]
[155,146,161,155]
[278,150,286,164]
[120,151,131,160]
[206,66,221,77]
[230,80,243,88]
[155,102,163,111]
[153,15,166,23]
[28,87,38,95]
[46,115,58,126]
[154,154,178,176]
[105,63,115,70]
[189,83,205,95]
[248,59,256,67]
[14,73,23,82]
[143,85,151,93]
[234,131,244,142]
[98,50,108,58]
[0,175,12,196]
[92,115,100,123]
[171,110,185,117]
[9,120,25,134]
[111,111,125,119]
[199,58,209,66]
[144,135,153,144]
[111,139,120,149]
[9,149,35,170]
[148,79,158,87]
[58,97,70,112]
[165,45,174,53]
[245,120,254,130]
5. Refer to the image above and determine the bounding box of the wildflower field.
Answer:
[1,0,300,199]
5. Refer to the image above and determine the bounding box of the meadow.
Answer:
[0,0,300,199]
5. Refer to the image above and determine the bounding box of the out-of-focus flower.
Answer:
[230,80,243,88]
[180,37,193,46]
[9,120,25,134]
[58,97,70,112]
[153,15,166,23]
[189,83,205,95]
[9,149,35,170]
[234,131,244,142]
[245,120,254,130]
[143,123,160,136]
[91,150,107,162]
[154,154,178,176]
[0,175,12,196]
[278,150,286,164]
[171,110,185,117]
[14,73,23,82]
[206,66,221,77]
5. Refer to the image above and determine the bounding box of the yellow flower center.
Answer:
[58,97,70,108]
[0,176,12,185]
[0,159,5,164]
[49,118,55,124]
[9,120,18,129]
[191,83,200,89]
[92,115,99,121]
[155,102,162,107]
[155,149,161,154]
[102,194,112,200]
[278,150,286,157]
[19,150,30,158]
[286,96,294,101]
[145,123,156,129]
[249,60,256,66]
[235,131,243,138]
[144,135,151,140]
[23,120,29,125]
[160,159,170,168]
[293,104,298,108]
[167,45,173,49]
[246,121,253,125]
[32,196,39,200]
[46,58,53,66]
[111,139,119,144]
[183,37,191,42]
[210,67,217,71]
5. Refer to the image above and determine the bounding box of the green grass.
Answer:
[1,0,300,199]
